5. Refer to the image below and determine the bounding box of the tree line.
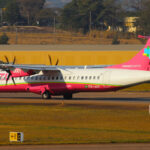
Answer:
[0,0,150,34]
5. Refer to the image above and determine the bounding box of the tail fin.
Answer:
[108,35,150,70]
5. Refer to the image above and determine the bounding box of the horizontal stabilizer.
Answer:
[138,35,150,39]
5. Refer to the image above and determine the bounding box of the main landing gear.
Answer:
[41,92,73,100]
[42,91,51,99]
[63,93,73,99]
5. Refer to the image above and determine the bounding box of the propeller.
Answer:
[5,70,16,85]
[55,59,59,66]
[48,55,52,65]
[4,56,9,64]
[48,55,59,66]
[3,56,16,85]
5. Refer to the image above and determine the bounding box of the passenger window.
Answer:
[77,76,80,80]
[81,76,84,80]
[52,77,54,80]
[93,76,96,80]
[69,76,71,80]
[73,76,75,80]
[85,76,88,80]
[48,76,50,80]
[56,77,59,80]
[97,76,100,80]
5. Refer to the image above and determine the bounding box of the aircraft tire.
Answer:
[42,91,51,99]
[63,93,73,99]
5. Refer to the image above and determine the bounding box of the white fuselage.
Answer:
[1,68,150,89]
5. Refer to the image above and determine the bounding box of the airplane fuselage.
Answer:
[0,68,150,97]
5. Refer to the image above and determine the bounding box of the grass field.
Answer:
[0,30,141,45]
[0,101,150,145]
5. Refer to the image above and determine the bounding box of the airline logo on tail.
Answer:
[143,46,150,58]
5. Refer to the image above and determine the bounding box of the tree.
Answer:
[61,0,104,33]
[136,0,150,34]
[17,0,46,25]
[37,8,56,26]
[101,0,124,30]
[61,0,124,33]
[126,0,143,12]
[122,0,143,17]
[4,0,21,25]
[0,0,11,8]
[0,33,9,44]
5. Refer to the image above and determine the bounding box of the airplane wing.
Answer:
[0,64,113,72]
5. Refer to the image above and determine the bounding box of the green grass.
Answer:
[0,103,150,145]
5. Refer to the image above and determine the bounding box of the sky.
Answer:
[45,0,72,8]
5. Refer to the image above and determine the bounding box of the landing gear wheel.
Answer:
[42,91,51,99]
[63,93,73,99]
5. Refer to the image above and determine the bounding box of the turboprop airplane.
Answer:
[0,35,150,99]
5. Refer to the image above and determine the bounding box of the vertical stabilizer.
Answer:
[108,35,150,70]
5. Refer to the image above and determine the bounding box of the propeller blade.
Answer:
[48,55,52,65]
[13,56,16,65]
[11,77,16,85]
[5,70,15,85]
[55,59,59,66]
[6,72,11,85]
[4,56,9,64]
[6,69,11,75]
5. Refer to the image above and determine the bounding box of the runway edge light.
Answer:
[9,132,24,142]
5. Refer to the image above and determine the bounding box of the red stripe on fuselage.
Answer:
[0,82,121,95]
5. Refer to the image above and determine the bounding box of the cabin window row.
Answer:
[27,76,100,81]
[0,76,100,81]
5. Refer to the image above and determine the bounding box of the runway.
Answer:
[0,45,144,51]
[0,92,150,150]
[0,92,150,105]
[0,143,150,150]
